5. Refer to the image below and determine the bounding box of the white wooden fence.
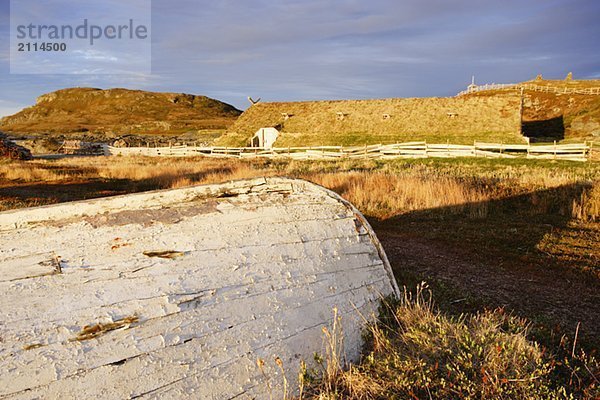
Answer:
[105,141,593,162]
[457,83,600,96]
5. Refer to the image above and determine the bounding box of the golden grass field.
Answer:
[1,155,599,398]
[2,156,598,216]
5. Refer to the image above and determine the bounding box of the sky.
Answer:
[0,0,599,116]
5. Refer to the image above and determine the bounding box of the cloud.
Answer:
[0,0,599,110]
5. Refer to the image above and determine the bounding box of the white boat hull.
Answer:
[0,177,399,399]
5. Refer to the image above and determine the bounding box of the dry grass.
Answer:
[93,157,271,187]
[0,162,86,182]
[571,184,600,222]
[1,157,598,221]
[304,172,491,219]
[1,156,599,398]
[0,157,271,187]
[301,285,599,399]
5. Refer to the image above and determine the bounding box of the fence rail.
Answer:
[457,83,600,96]
[104,141,593,162]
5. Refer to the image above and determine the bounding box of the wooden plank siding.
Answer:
[0,178,399,399]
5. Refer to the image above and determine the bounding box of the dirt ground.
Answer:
[373,219,600,350]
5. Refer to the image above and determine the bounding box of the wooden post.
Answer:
[553,140,557,160]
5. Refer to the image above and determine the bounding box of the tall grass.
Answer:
[302,284,599,399]
[571,184,600,222]
[0,162,87,181]
[0,157,272,187]
[305,172,491,219]
[1,157,598,221]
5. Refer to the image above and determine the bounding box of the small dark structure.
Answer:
[0,135,33,160]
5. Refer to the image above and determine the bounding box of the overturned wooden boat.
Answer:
[0,177,399,399]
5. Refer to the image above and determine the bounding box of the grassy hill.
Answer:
[217,96,523,147]
[0,88,242,137]
[468,79,600,142]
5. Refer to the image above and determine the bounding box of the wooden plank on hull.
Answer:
[0,177,399,399]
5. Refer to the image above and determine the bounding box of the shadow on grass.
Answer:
[370,183,600,349]
[0,166,237,205]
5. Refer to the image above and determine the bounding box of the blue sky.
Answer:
[1,0,599,116]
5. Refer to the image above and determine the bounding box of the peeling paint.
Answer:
[0,177,398,399]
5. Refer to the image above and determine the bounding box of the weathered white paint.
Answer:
[251,127,279,148]
[0,177,399,399]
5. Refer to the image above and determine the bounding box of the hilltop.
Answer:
[0,88,242,138]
